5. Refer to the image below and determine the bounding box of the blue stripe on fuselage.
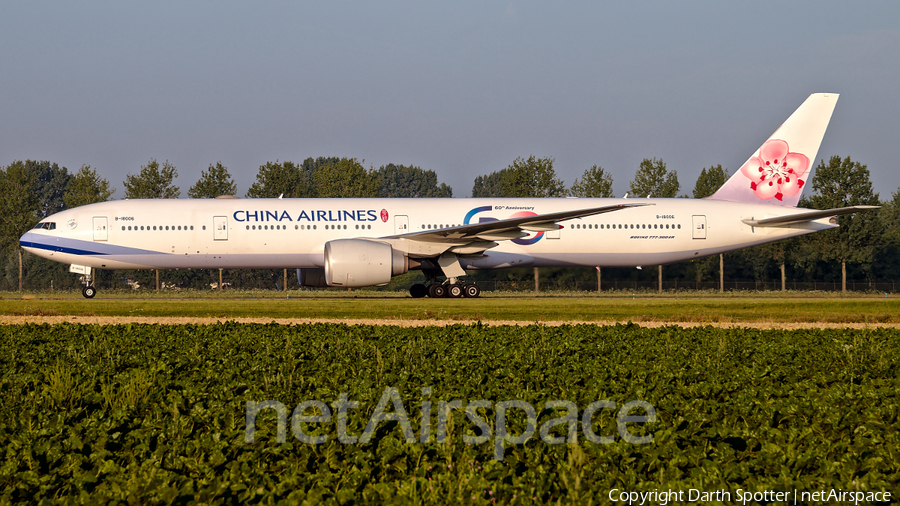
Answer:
[19,232,168,257]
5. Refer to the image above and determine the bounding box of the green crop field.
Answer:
[1,323,897,503]
[2,290,900,323]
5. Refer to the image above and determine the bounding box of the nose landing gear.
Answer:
[78,272,97,298]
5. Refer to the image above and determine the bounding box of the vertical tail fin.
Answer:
[708,93,839,206]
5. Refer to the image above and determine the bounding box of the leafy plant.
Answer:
[0,323,897,503]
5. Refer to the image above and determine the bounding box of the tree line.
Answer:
[1,154,897,291]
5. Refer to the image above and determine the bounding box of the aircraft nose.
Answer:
[19,231,37,249]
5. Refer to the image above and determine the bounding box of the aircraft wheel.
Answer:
[82,286,97,299]
[428,284,446,298]
[409,283,428,298]
[447,284,463,298]
[463,283,481,298]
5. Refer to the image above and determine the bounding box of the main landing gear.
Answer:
[409,279,481,299]
[409,257,481,298]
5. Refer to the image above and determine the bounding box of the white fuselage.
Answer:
[20,198,833,271]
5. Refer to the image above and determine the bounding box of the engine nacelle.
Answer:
[324,239,408,287]
[297,268,328,287]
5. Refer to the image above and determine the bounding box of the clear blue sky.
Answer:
[3,1,899,198]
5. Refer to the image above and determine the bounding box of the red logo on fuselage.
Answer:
[380,209,389,222]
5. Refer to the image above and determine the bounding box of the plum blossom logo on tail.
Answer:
[740,139,809,201]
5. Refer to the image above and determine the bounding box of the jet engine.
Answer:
[324,239,409,287]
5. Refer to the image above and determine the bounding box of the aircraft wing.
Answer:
[385,203,651,243]
[741,206,879,227]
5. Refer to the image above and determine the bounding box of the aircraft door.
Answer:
[214,216,228,241]
[394,215,409,235]
[92,217,108,241]
[545,226,560,239]
[692,215,707,239]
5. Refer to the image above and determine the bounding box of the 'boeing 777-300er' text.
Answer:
[20,93,877,298]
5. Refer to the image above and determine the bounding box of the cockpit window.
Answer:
[33,222,56,230]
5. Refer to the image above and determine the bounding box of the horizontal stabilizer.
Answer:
[742,206,879,227]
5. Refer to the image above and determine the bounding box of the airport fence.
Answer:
[477,279,900,293]
[8,268,900,294]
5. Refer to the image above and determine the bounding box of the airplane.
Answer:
[19,93,877,299]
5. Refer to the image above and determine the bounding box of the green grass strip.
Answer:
[2,294,900,323]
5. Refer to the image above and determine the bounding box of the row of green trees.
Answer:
[118,157,453,200]
[1,154,896,291]
[471,156,685,199]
